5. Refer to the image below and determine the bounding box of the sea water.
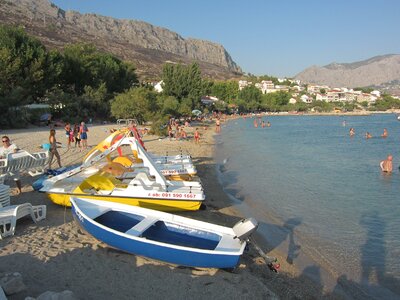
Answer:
[214,114,400,299]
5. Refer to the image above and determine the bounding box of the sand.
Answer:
[0,120,341,299]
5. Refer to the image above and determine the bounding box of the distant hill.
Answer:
[0,0,242,80]
[295,54,400,95]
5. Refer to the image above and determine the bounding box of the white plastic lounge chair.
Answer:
[0,150,49,179]
[0,184,10,208]
[0,203,47,239]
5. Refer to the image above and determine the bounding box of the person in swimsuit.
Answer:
[79,122,89,150]
[365,132,372,139]
[381,128,388,138]
[216,118,221,133]
[194,128,200,144]
[64,123,72,150]
[380,155,393,173]
[349,127,355,137]
[48,129,62,169]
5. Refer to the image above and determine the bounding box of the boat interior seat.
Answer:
[214,235,237,251]
[125,217,158,236]
[130,172,161,189]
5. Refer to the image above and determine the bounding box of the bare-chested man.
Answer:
[380,155,393,173]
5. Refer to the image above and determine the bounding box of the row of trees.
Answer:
[2,24,400,130]
[0,25,138,127]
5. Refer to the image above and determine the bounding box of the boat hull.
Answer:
[47,192,202,211]
[71,201,242,268]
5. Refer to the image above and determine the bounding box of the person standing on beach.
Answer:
[64,122,72,150]
[79,122,89,150]
[0,136,22,193]
[73,123,81,150]
[194,128,200,144]
[48,129,62,170]
[380,155,393,173]
[215,118,221,133]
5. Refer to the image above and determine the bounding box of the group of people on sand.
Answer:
[348,127,394,173]
[64,122,89,151]
[0,121,90,193]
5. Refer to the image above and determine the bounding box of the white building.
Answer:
[301,94,312,103]
[154,80,164,93]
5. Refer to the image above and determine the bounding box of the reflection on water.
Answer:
[215,114,400,297]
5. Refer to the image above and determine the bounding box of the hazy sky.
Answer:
[51,0,400,77]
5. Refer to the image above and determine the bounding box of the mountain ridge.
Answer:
[295,54,400,94]
[0,0,242,80]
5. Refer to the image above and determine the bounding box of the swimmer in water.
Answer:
[381,128,388,138]
[365,132,372,139]
[380,155,393,173]
[349,127,355,137]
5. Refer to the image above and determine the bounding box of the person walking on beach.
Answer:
[194,128,200,144]
[48,129,62,170]
[380,155,393,173]
[0,136,22,193]
[79,122,89,150]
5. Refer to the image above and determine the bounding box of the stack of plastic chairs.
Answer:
[0,184,47,239]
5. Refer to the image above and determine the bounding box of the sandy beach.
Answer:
[0,120,341,299]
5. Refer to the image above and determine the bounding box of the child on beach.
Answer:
[73,124,81,150]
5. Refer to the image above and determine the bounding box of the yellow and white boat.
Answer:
[39,131,205,211]
[83,129,197,179]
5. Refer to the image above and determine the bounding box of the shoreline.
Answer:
[0,121,341,299]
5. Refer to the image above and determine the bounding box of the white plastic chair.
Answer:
[0,150,49,178]
[0,202,47,239]
[0,184,10,207]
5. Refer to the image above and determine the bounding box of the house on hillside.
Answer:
[154,80,164,93]
[301,94,312,103]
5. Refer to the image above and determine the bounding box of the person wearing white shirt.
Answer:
[0,136,22,193]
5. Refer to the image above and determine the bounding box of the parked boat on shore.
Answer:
[38,131,205,211]
[71,197,258,268]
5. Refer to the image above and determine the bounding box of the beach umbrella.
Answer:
[192,109,202,116]
[40,113,52,121]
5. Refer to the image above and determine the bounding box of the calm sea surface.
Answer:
[214,114,400,299]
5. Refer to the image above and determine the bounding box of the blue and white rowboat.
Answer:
[70,197,258,268]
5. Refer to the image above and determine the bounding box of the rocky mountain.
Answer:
[0,0,242,80]
[295,54,400,94]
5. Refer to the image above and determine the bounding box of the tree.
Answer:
[238,85,263,111]
[110,87,158,124]
[161,62,205,104]
[0,25,62,126]
[62,43,138,95]
[210,80,239,103]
